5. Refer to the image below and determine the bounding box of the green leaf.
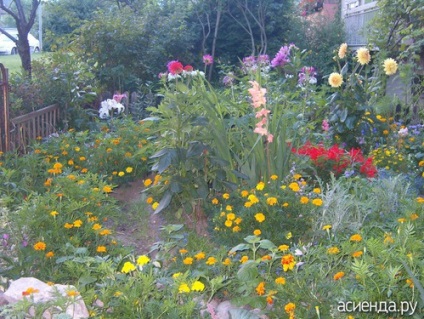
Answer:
[259,239,276,250]
[340,108,348,122]
[237,261,259,282]
[229,244,250,253]
[153,191,173,214]
[244,235,260,244]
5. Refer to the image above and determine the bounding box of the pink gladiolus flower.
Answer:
[267,134,274,143]
[254,126,268,136]
[203,54,214,65]
[255,108,271,118]
[248,81,267,108]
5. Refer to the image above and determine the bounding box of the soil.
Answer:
[109,178,164,255]
[109,177,210,255]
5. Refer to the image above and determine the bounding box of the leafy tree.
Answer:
[0,0,41,77]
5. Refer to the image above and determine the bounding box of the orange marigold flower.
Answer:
[281,254,296,272]
[66,290,80,297]
[232,226,241,232]
[284,302,296,314]
[211,198,219,204]
[255,282,265,296]
[73,219,83,228]
[312,198,323,206]
[64,223,73,229]
[300,196,309,204]
[183,257,194,265]
[194,252,206,260]
[275,277,286,285]
[206,257,217,265]
[266,197,278,206]
[45,251,54,258]
[334,271,345,280]
[103,185,113,193]
[33,241,46,251]
[288,182,300,192]
[222,258,232,266]
[270,174,278,180]
[99,229,112,236]
[227,213,236,220]
[144,179,152,187]
[350,234,362,242]
[253,229,262,236]
[179,248,188,254]
[222,193,230,199]
[97,246,107,253]
[92,223,102,230]
[410,213,419,221]
[240,190,249,197]
[254,213,266,223]
[352,251,363,258]
[240,256,249,263]
[278,244,289,251]
[22,287,40,296]
[261,255,272,261]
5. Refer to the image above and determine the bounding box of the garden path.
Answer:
[109,178,163,255]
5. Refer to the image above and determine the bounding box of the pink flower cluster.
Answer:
[203,54,214,65]
[248,81,273,143]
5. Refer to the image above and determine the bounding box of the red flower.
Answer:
[183,65,193,71]
[360,157,378,178]
[167,60,184,75]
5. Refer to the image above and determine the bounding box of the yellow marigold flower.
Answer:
[328,72,343,88]
[178,283,190,293]
[312,198,323,206]
[179,248,188,254]
[232,226,241,232]
[384,233,394,244]
[248,194,259,204]
[282,202,289,207]
[122,262,136,273]
[118,171,125,177]
[406,278,414,288]
[234,217,242,225]
[103,185,112,193]
[114,291,123,297]
[240,190,249,197]
[224,220,233,227]
[278,244,290,251]
[284,302,296,314]
[64,223,73,229]
[144,179,152,187]
[44,178,53,187]
[356,47,371,65]
[244,201,253,208]
[383,58,398,75]
[137,255,150,266]
[227,213,236,220]
[50,210,59,217]
[125,167,133,173]
[81,168,88,173]
[410,213,419,221]
[222,193,230,199]
[253,229,262,236]
[327,247,340,255]
[398,218,406,223]
[92,223,102,230]
[300,196,309,204]
[261,255,272,261]
[288,182,300,192]
[183,257,194,265]
[222,258,232,266]
[338,43,348,59]
[256,282,265,296]
[313,188,321,194]
[322,225,332,231]
[275,277,286,285]
[172,272,182,279]
[270,174,278,180]
[97,246,107,253]
[256,182,265,191]
[383,129,389,135]
[225,205,232,211]
[206,257,217,265]
[350,234,362,242]
[266,197,278,206]
[99,229,112,236]
[211,198,219,204]
[194,252,206,260]
[151,202,159,210]
[191,281,205,291]
[240,256,249,263]
[333,271,345,280]
[73,220,83,228]
[45,251,54,258]
[33,241,47,251]
[146,197,154,204]
[254,212,266,223]
[417,197,424,203]
[352,251,363,258]
[281,254,296,272]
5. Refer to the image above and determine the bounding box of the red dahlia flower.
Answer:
[167,60,184,75]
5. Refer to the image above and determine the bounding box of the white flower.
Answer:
[398,127,408,137]
[98,99,125,119]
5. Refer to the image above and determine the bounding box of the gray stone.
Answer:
[3,277,89,319]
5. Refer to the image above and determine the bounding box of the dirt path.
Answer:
[109,178,164,255]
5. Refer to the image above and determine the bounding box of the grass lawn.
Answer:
[0,52,46,75]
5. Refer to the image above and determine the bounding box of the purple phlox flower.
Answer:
[223,73,234,86]
[257,54,270,66]
[203,54,214,65]
[271,45,291,68]
[322,119,330,131]
[242,55,256,67]
[344,170,355,178]
[298,66,317,85]
[2,234,9,247]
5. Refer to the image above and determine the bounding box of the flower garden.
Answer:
[1,43,423,318]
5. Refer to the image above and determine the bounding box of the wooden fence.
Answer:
[0,63,61,153]
[9,104,60,152]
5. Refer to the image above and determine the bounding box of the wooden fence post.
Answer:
[0,63,10,153]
